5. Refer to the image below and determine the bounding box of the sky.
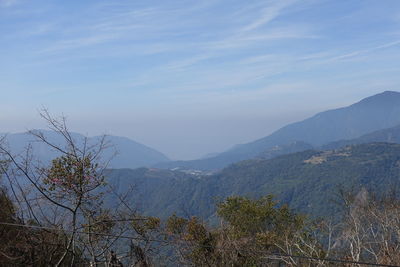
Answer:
[1,0,400,160]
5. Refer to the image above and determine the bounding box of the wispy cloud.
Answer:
[29,4,201,55]
[239,0,298,32]
[330,40,400,61]
[23,0,311,58]
[205,26,318,50]
[164,54,213,72]
[0,0,18,7]
[38,34,119,54]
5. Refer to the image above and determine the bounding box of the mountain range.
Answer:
[4,91,400,171]
[103,90,400,220]
[155,91,400,170]
[2,130,169,169]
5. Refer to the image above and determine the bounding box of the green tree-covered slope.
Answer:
[108,142,400,220]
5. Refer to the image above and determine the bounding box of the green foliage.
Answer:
[167,195,322,266]
[166,214,187,235]
[217,195,291,236]
[43,154,104,194]
[132,216,161,236]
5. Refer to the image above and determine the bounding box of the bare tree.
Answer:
[336,188,400,265]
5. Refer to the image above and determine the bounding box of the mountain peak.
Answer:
[354,91,400,107]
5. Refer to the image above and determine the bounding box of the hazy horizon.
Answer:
[0,92,390,160]
[1,0,400,159]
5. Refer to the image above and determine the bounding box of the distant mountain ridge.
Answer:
[155,91,400,170]
[323,124,400,150]
[258,122,400,157]
[3,130,169,169]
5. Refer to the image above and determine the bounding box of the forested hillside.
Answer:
[110,143,400,220]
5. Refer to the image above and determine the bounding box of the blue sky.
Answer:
[1,0,400,159]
